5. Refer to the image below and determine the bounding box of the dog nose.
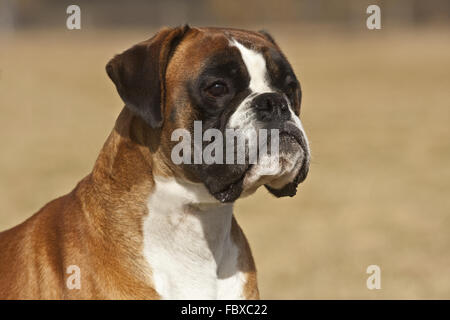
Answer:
[253,93,290,122]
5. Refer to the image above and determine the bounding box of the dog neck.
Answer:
[146,175,233,258]
[143,176,244,299]
[86,107,245,299]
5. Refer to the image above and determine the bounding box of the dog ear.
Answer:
[258,30,277,46]
[106,25,190,128]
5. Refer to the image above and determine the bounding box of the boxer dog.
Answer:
[0,26,310,299]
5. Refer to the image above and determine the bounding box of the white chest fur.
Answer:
[143,177,246,299]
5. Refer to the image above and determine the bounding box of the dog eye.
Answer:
[205,81,228,97]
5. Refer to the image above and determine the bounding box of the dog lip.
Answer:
[277,121,304,149]
[278,131,301,146]
[211,164,253,203]
[277,121,310,185]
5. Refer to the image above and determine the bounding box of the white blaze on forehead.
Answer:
[230,39,272,93]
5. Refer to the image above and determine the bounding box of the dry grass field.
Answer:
[0,27,449,299]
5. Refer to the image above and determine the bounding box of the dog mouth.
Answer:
[210,164,253,203]
[276,125,310,185]
[278,122,310,184]
[210,121,309,203]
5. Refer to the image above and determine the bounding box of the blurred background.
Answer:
[0,0,449,299]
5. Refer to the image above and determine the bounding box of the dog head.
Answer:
[106,26,310,203]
